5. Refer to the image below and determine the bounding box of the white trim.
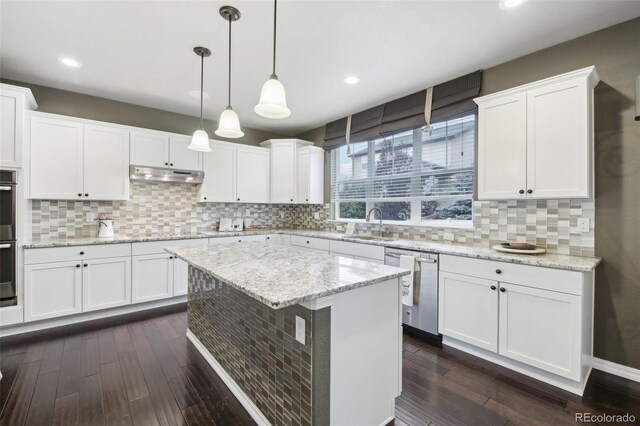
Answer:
[0,296,186,337]
[299,295,335,310]
[592,357,640,383]
[187,329,271,426]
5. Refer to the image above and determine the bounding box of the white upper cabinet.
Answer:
[236,145,270,203]
[169,135,201,170]
[130,131,201,170]
[29,113,130,200]
[30,115,84,200]
[83,124,129,200]
[130,130,169,168]
[199,141,236,202]
[477,93,527,200]
[0,84,37,168]
[261,139,324,204]
[475,67,598,200]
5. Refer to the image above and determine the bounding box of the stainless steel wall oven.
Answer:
[0,170,17,307]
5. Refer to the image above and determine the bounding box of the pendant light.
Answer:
[189,46,212,152]
[254,0,291,119]
[216,6,244,138]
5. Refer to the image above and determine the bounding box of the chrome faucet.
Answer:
[366,207,385,237]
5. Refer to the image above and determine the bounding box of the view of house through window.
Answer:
[330,113,475,226]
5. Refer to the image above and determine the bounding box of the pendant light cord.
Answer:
[228,17,232,107]
[272,0,277,77]
[199,52,204,129]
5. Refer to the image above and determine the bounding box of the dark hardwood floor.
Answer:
[1,305,638,425]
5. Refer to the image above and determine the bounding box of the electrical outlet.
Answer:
[86,212,95,222]
[443,232,455,242]
[577,218,590,233]
[314,212,320,220]
[280,212,285,219]
[295,316,306,345]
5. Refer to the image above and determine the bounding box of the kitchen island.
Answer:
[166,242,410,426]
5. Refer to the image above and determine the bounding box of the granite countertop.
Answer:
[165,242,411,309]
[23,229,601,272]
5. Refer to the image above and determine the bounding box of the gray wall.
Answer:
[0,79,287,145]
[298,18,640,369]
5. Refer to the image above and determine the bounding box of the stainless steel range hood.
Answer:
[129,165,204,184]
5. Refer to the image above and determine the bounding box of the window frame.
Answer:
[330,114,476,228]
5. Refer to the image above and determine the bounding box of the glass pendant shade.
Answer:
[254,76,291,119]
[189,129,211,152]
[215,107,244,138]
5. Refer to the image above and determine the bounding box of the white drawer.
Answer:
[25,243,132,264]
[132,238,209,256]
[290,235,330,252]
[439,254,583,296]
[329,240,385,261]
[209,235,266,245]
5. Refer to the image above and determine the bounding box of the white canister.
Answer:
[98,219,115,238]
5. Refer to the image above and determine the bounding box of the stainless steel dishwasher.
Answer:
[385,247,439,338]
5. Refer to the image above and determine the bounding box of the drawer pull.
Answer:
[500,287,506,292]
[490,285,496,291]
[80,251,85,255]
[76,264,81,268]
[306,241,310,244]
[0,244,12,249]
[495,269,502,274]
[169,256,173,259]
[83,263,88,267]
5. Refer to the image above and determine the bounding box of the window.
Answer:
[330,113,475,226]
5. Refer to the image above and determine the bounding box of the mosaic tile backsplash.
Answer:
[29,181,595,256]
[188,266,329,426]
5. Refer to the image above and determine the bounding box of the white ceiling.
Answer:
[1,1,639,136]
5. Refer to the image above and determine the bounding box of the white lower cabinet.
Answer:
[438,272,498,352]
[82,256,132,312]
[498,282,581,380]
[24,261,83,322]
[438,254,593,394]
[132,253,174,303]
[173,258,189,296]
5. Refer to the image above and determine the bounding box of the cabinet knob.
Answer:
[519,189,524,194]
[500,287,506,292]
[204,197,207,200]
[78,193,82,197]
[527,189,533,194]
[490,285,496,290]
[290,199,293,202]
[170,163,174,166]
[165,162,169,166]
[306,199,308,202]
[266,236,270,240]
[495,269,502,274]
[80,251,85,255]
[237,198,240,201]
[76,264,81,268]
[238,240,242,242]
[83,263,88,267]
[169,256,173,259]
[84,193,89,197]
[306,241,310,244]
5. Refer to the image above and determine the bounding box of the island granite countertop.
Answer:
[23,229,601,272]
[165,242,411,308]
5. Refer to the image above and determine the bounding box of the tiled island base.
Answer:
[186,266,402,426]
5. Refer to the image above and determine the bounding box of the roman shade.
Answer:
[324,70,482,150]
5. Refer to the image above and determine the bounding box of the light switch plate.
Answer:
[577,218,590,233]
[295,316,306,345]
[314,212,321,220]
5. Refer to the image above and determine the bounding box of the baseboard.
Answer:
[0,296,187,337]
[592,357,640,383]
[186,329,271,426]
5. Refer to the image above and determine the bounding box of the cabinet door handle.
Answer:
[519,189,524,194]
[500,287,506,292]
[490,285,496,290]
[527,189,533,194]
[495,269,502,274]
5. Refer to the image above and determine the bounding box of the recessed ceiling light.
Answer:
[344,76,360,85]
[188,90,210,99]
[499,0,528,9]
[57,57,82,68]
